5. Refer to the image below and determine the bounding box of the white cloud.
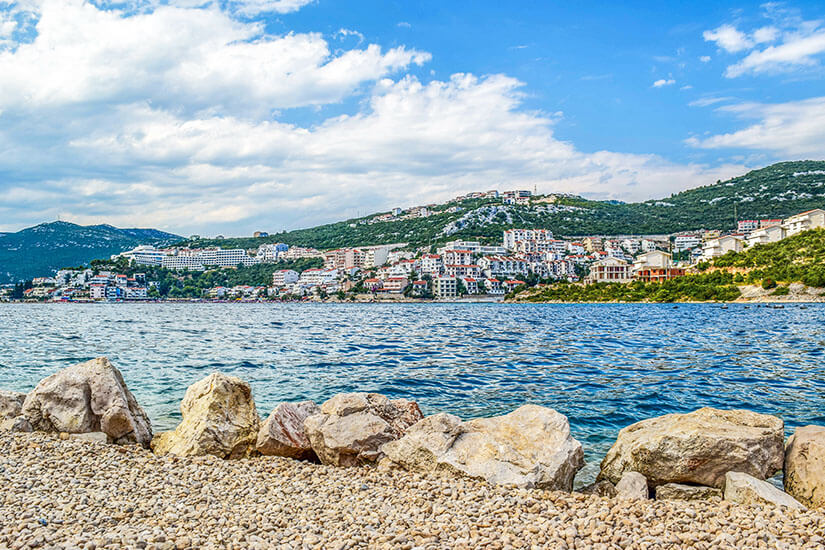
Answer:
[699,55,711,63]
[703,12,825,77]
[686,96,825,156]
[0,1,748,235]
[652,78,675,87]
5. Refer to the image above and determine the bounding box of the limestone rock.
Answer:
[784,425,825,508]
[616,471,649,500]
[599,407,784,488]
[257,401,320,459]
[655,483,722,501]
[380,405,584,491]
[1,415,33,433]
[724,471,806,509]
[0,390,26,421]
[21,358,152,447]
[70,432,109,444]
[304,393,423,466]
[151,373,259,459]
[579,480,617,498]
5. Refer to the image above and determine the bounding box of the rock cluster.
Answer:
[784,425,825,508]
[256,400,320,459]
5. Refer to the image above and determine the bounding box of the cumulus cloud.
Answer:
[703,11,825,77]
[686,96,825,157]
[652,78,675,87]
[0,1,746,235]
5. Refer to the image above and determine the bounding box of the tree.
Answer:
[456,278,468,296]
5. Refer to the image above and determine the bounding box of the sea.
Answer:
[2,302,823,484]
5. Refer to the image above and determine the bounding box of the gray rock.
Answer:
[0,390,26,421]
[599,407,784,488]
[380,405,584,491]
[724,471,806,510]
[304,393,423,466]
[784,425,825,508]
[579,480,617,498]
[257,401,320,459]
[1,415,33,433]
[69,432,109,444]
[21,358,152,447]
[616,471,649,500]
[655,483,722,501]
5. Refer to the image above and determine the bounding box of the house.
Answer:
[484,278,504,295]
[784,209,825,236]
[674,235,701,252]
[633,251,685,282]
[444,264,481,279]
[363,278,383,292]
[586,257,632,284]
[272,269,299,287]
[461,277,478,294]
[503,279,526,292]
[477,256,529,278]
[746,225,785,248]
[442,249,474,265]
[433,276,457,299]
[737,220,759,233]
[408,280,428,296]
[633,250,672,271]
[383,277,409,293]
[701,235,745,260]
[420,254,443,276]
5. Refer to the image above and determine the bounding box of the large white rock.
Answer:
[654,483,722,501]
[151,373,259,459]
[0,390,26,422]
[599,408,784,488]
[304,393,423,466]
[380,405,584,491]
[616,471,649,500]
[21,358,152,447]
[784,425,825,508]
[724,471,806,510]
[257,401,320,459]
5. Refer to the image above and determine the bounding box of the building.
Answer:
[784,209,825,236]
[433,276,457,299]
[253,231,269,238]
[420,254,443,276]
[442,249,474,265]
[760,219,783,228]
[256,243,289,262]
[674,235,701,252]
[502,229,553,251]
[583,237,603,252]
[737,220,759,233]
[120,245,168,266]
[444,264,481,279]
[282,246,322,260]
[437,241,507,256]
[503,279,526,292]
[272,269,299,286]
[383,277,409,293]
[701,235,745,260]
[478,256,529,278]
[484,278,504,295]
[586,257,632,283]
[298,268,339,287]
[461,277,478,294]
[363,278,383,292]
[746,225,785,248]
[633,251,684,282]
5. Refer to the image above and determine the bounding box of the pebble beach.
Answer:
[2,432,824,550]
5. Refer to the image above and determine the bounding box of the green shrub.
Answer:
[762,278,777,290]
[772,286,790,296]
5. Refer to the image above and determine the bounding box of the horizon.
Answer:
[2,1,825,235]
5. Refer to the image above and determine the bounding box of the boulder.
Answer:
[599,408,784,488]
[0,390,26,421]
[724,471,806,510]
[655,483,722,501]
[784,425,825,508]
[380,405,584,491]
[579,480,617,498]
[151,373,259,459]
[21,358,152,447]
[1,416,33,433]
[257,401,320,459]
[304,393,424,466]
[616,471,649,500]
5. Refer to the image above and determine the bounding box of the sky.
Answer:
[1,1,825,236]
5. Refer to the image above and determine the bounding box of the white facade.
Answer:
[784,209,825,236]
[702,236,745,260]
[746,225,785,248]
[674,235,701,252]
[272,269,299,286]
[420,255,443,275]
[433,276,457,299]
[502,229,553,251]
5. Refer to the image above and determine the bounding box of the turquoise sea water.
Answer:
[1,302,823,483]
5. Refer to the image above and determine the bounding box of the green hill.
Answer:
[180,160,825,250]
[0,221,180,284]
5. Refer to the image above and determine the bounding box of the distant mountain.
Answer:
[0,221,180,283]
[181,160,825,251]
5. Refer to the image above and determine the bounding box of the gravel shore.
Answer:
[2,432,824,550]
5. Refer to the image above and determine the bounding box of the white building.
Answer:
[433,276,457,299]
[272,269,299,286]
[502,229,553,251]
[282,246,322,260]
[586,257,632,284]
[437,241,506,256]
[702,235,745,260]
[674,235,701,252]
[420,254,443,276]
[298,268,339,287]
[120,245,167,266]
[633,250,672,271]
[746,225,785,248]
[737,220,759,233]
[443,249,474,265]
[784,209,825,236]
[256,243,289,262]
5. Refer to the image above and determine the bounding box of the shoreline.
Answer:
[2,430,823,549]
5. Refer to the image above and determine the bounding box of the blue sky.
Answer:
[1,1,824,235]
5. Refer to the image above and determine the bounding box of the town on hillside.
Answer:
[2,192,824,302]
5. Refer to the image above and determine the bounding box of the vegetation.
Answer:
[177,160,825,251]
[711,228,825,288]
[514,271,742,303]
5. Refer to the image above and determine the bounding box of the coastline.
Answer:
[3,430,823,549]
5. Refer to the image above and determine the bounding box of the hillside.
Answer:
[0,222,180,283]
[180,160,825,251]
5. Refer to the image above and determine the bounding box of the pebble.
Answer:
[1,431,824,549]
